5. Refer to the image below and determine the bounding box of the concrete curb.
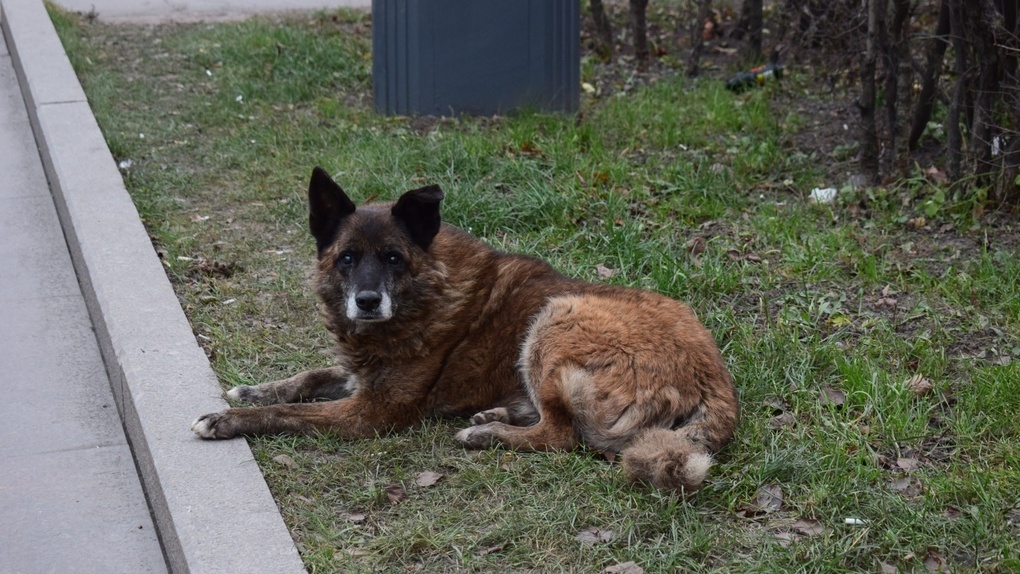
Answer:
[1,1,306,572]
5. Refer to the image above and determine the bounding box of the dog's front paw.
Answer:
[191,411,241,439]
[455,424,497,449]
[470,407,510,426]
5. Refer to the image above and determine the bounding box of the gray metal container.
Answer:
[372,0,579,116]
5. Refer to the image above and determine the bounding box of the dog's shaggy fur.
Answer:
[193,167,739,492]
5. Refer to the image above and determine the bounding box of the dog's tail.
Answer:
[620,391,738,494]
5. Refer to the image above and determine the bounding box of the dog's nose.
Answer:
[355,291,382,311]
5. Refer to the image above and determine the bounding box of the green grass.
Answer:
[50,4,1020,573]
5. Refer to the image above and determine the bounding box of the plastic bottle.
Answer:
[725,63,784,93]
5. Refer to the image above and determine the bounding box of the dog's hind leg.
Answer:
[469,407,512,425]
[469,397,540,426]
[456,371,577,451]
[455,418,578,451]
[226,367,353,405]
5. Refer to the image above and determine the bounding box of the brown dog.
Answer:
[192,167,739,492]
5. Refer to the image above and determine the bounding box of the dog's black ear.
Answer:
[308,166,356,256]
[391,185,445,250]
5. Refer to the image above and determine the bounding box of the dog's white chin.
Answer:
[349,314,393,323]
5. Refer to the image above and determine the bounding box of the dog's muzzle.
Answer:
[346,289,393,321]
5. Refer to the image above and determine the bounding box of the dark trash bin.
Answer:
[372,0,580,116]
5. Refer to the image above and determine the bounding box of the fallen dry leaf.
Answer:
[685,236,706,256]
[907,216,927,229]
[385,484,408,504]
[896,457,921,472]
[772,531,797,547]
[596,264,617,279]
[346,548,372,558]
[820,386,846,407]
[191,258,238,278]
[770,412,797,429]
[743,484,783,516]
[772,518,827,547]
[474,543,506,557]
[272,454,296,468]
[518,141,543,156]
[414,470,444,487]
[576,527,615,545]
[603,561,643,574]
[888,476,922,498]
[791,518,826,537]
[893,477,918,489]
[498,451,516,471]
[923,547,948,572]
[758,484,783,511]
[905,375,934,396]
[926,166,948,185]
[888,476,911,491]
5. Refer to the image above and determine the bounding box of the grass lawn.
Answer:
[51,4,1020,573]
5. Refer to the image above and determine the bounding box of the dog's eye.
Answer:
[338,253,355,267]
[385,252,403,266]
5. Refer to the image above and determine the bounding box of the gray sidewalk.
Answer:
[0,26,167,573]
[0,0,364,572]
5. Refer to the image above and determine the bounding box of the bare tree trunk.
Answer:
[909,0,950,150]
[877,0,893,174]
[686,0,714,77]
[971,0,1006,181]
[946,0,969,182]
[630,0,650,65]
[996,0,1020,204]
[997,137,1020,206]
[734,0,764,63]
[971,63,996,184]
[589,0,614,60]
[887,0,913,176]
[858,0,884,185]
